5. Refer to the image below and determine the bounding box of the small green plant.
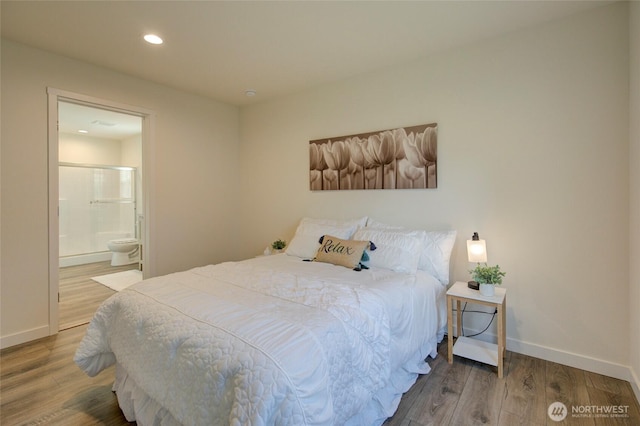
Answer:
[271,239,287,250]
[470,263,506,285]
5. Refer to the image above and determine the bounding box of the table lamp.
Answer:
[467,232,487,290]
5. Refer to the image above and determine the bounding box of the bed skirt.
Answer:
[112,328,445,426]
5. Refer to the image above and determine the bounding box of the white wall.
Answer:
[59,133,122,165]
[239,3,631,379]
[121,134,142,167]
[629,0,640,400]
[1,40,242,347]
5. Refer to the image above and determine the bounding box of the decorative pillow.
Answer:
[285,221,359,259]
[352,228,424,274]
[366,219,457,284]
[314,235,370,269]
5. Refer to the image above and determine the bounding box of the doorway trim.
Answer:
[47,88,156,335]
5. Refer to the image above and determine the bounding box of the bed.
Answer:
[75,217,456,425]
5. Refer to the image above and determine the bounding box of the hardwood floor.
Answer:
[0,325,130,425]
[0,261,138,425]
[2,330,638,426]
[59,261,138,331]
[385,340,640,426]
[2,269,639,425]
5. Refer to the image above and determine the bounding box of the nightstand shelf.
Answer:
[452,336,499,366]
[446,281,507,378]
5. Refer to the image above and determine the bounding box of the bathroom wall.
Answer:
[59,132,121,165]
[121,134,142,173]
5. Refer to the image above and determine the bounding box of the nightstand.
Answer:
[446,281,507,378]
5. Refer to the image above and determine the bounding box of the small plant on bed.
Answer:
[469,264,505,296]
[271,239,287,251]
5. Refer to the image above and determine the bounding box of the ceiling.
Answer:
[2,1,614,107]
[58,101,142,140]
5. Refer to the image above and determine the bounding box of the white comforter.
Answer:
[75,254,446,425]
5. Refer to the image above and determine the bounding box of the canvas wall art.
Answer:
[309,123,437,191]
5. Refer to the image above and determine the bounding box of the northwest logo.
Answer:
[548,401,568,422]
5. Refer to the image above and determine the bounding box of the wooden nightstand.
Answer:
[446,281,507,378]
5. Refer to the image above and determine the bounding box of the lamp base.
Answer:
[467,280,480,290]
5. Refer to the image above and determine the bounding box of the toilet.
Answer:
[107,238,139,266]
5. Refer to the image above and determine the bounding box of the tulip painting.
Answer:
[309,123,437,190]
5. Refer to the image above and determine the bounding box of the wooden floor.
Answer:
[1,266,638,425]
[59,261,138,331]
[0,325,130,425]
[384,340,640,426]
[2,334,638,426]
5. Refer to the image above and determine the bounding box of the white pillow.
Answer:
[352,228,424,274]
[366,219,456,284]
[286,222,359,259]
[420,230,457,285]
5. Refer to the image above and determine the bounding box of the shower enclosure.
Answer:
[59,163,137,266]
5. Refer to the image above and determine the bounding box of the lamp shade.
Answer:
[467,233,487,263]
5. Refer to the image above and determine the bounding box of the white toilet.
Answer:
[107,238,139,266]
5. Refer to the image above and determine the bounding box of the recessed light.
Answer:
[144,34,163,45]
[245,89,257,97]
[78,130,88,134]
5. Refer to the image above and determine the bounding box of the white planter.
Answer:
[479,283,495,297]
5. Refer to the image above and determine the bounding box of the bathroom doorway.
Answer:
[57,101,143,330]
[47,88,156,334]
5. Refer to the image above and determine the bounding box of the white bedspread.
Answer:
[75,254,446,425]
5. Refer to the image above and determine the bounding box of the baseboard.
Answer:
[451,325,633,383]
[0,325,51,350]
[507,337,631,383]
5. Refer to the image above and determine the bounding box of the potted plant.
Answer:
[469,263,506,296]
[271,239,287,253]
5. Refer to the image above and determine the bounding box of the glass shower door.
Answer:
[59,164,136,258]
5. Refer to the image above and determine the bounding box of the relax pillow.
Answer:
[366,219,457,284]
[286,221,359,259]
[314,235,370,269]
[352,228,424,274]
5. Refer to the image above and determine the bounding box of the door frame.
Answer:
[47,88,156,334]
